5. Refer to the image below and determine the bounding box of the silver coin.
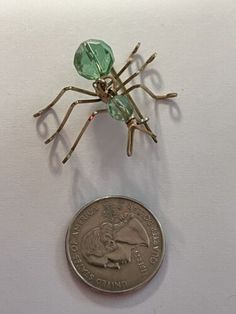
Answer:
[66,196,165,293]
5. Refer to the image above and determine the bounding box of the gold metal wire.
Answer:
[62,109,108,163]
[33,86,97,117]
[34,42,177,162]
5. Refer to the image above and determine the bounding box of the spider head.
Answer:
[93,79,107,92]
[93,76,117,103]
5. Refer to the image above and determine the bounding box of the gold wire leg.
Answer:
[127,127,135,156]
[122,84,177,100]
[115,53,157,92]
[116,42,141,77]
[33,86,97,117]
[107,43,141,89]
[127,124,155,157]
[134,124,155,137]
[111,68,157,143]
[44,98,100,144]
[62,109,108,164]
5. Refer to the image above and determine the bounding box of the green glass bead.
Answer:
[74,39,115,80]
[108,95,133,122]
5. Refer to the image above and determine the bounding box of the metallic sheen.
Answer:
[34,41,177,163]
[66,196,165,293]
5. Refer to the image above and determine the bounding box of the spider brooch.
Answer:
[34,39,177,163]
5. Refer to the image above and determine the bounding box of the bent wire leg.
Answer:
[115,53,157,92]
[45,98,101,144]
[134,124,155,137]
[111,68,157,143]
[62,109,108,164]
[33,86,97,117]
[127,123,155,157]
[116,42,141,77]
[127,126,135,156]
[122,84,177,100]
[107,43,141,89]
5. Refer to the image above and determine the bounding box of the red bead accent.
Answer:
[89,115,95,121]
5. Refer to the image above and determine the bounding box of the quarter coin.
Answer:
[66,196,165,293]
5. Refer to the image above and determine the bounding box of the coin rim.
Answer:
[65,195,165,294]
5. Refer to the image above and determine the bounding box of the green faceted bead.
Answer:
[108,95,133,122]
[74,39,115,80]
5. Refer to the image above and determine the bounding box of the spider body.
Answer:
[34,39,177,163]
[91,77,134,123]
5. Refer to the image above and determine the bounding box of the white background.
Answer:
[0,0,236,313]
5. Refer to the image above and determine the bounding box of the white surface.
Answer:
[0,0,236,313]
